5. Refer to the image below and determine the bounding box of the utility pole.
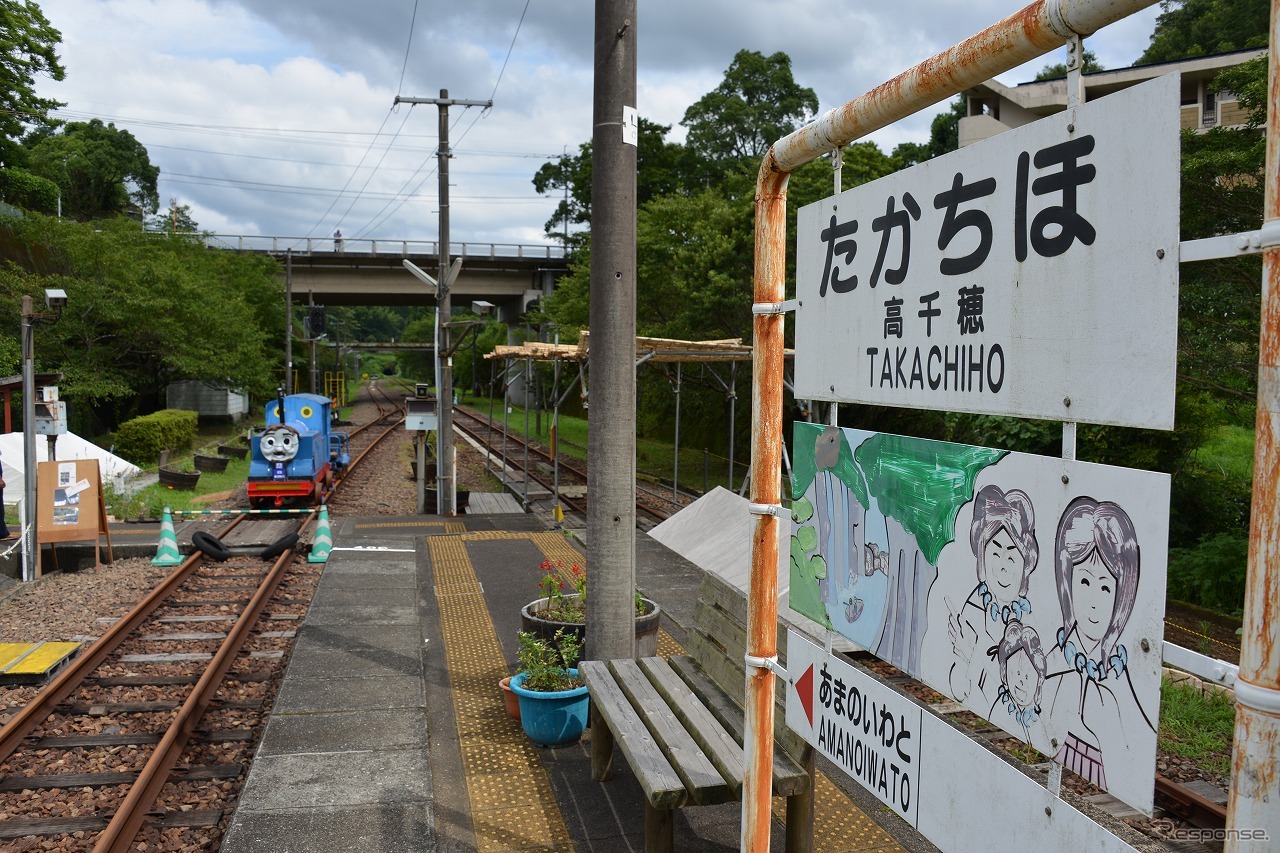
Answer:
[284,249,293,395]
[394,90,491,516]
[587,1,637,669]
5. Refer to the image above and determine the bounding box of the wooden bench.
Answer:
[581,572,814,852]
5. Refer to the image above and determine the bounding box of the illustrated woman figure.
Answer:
[988,620,1047,744]
[949,484,1038,703]
[1046,497,1155,791]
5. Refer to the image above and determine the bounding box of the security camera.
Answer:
[471,300,495,315]
[44,289,67,310]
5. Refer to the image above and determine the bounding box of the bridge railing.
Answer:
[202,234,567,261]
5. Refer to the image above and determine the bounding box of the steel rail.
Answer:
[93,525,311,852]
[746,1,1161,848]
[1154,773,1228,829]
[0,513,249,764]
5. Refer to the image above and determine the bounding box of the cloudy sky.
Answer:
[32,0,1161,249]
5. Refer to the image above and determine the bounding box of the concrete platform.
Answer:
[219,508,932,853]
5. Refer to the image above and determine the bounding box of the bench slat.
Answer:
[668,655,809,797]
[638,656,745,799]
[580,660,688,810]
[609,658,730,806]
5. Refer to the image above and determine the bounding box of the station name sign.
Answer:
[794,74,1180,430]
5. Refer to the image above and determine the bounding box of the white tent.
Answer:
[0,432,142,503]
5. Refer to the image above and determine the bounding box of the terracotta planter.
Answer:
[521,595,662,658]
[499,676,521,720]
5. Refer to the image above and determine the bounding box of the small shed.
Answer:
[165,381,249,420]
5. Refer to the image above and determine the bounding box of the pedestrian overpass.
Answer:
[205,234,569,321]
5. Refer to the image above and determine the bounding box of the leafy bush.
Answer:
[113,409,199,463]
[1167,532,1249,613]
[0,168,60,215]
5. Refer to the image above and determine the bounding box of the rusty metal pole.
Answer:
[1226,4,1280,849]
[744,1,1159,848]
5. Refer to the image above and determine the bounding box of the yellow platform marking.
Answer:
[447,530,903,851]
[428,535,574,852]
[0,641,81,675]
[355,520,466,533]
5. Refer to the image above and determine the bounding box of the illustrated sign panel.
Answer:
[794,74,1179,429]
[787,422,1168,813]
[785,631,1144,852]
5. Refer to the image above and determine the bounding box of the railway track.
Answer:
[0,382,410,850]
[0,514,313,850]
[452,404,693,524]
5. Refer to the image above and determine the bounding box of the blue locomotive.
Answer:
[248,391,350,507]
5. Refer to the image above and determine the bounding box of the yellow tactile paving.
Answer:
[428,534,575,851]
[442,529,903,851]
[355,520,466,533]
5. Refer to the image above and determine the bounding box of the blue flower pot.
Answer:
[509,669,590,747]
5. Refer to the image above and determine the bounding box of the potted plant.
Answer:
[508,629,589,746]
[520,559,662,658]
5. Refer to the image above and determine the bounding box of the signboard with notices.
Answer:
[794,74,1180,430]
[37,458,112,570]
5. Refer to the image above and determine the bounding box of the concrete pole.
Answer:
[435,90,455,517]
[20,296,36,582]
[1226,3,1280,848]
[284,250,293,395]
[586,0,637,665]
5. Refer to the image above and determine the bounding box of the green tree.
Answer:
[0,213,281,431]
[25,119,160,221]
[1138,0,1269,65]
[531,117,687,244]
[0,1,65,165]
[891,97,965,168]
[147,199,200,236]
[682,49,818,175]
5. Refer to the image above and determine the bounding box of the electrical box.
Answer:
[405,397,437,432]
[34,400,67,435]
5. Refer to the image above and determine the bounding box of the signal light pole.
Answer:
[395,90,491,516]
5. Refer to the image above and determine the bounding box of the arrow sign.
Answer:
[795,662,814,728]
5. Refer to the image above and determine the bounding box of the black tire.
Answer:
[260,532,299,560]
[191,530,232,562]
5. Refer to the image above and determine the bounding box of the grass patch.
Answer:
[1158,677,1236,776]
[107,455,251,519]
[1194,424,1254,481]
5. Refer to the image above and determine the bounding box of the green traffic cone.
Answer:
[308,505,332,563]
[151,507,182,567]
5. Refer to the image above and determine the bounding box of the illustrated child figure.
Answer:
[1045,496,1155,792]
[949,484,1038,704]
[988,620,1047,744]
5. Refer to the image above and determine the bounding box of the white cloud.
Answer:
[32,0,1165,246]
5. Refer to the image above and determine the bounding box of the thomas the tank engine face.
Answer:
[260,425,300,463]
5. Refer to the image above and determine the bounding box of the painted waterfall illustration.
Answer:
[788,422,1169,815]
